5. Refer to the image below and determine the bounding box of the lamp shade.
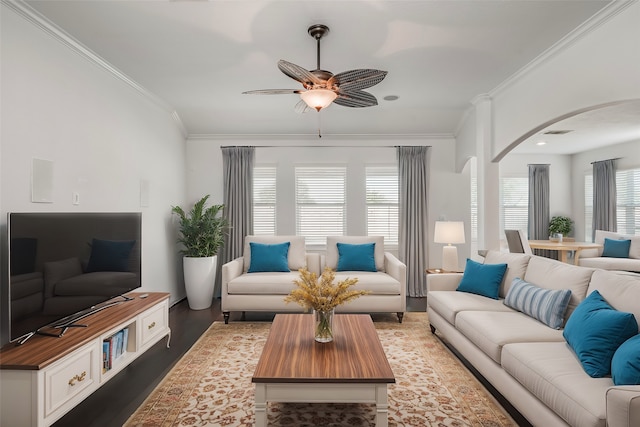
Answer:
[300,89,337,111]
[434,221,465,244]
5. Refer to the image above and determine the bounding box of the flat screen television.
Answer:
[5,212,142,345]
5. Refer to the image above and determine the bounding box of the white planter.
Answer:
[183,255,217,310]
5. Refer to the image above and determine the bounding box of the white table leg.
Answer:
[255,384,267,427]
[375,384,389,427]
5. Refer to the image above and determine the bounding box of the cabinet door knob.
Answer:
[68,371,87,386]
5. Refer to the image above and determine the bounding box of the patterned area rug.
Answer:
[125,313,517,426]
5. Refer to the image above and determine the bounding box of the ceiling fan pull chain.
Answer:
[318,111,322,138]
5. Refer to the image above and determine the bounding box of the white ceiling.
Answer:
[22,0,638,151]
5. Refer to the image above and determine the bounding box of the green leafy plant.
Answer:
[549,215,573,236]
[171,195,229,257]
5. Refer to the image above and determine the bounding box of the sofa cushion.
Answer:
[455,311,565,363]
[523,256,593,320]
[243,235,306,272]
[332,271,400,295]
[456,259,507,299]
[578,257,640,272]
[585,230,640,259]
[247,242,290,273]
[326,236,385,272]
[588,269,640,322]
[86,239,136,272]
[483,251,530,297]
[612,334,640,386]
[563,290,638,377]
[602,238,632,258]
[504,278,572,329]
[336,242,376,272]
[227,271,303,295]
[502,342,610,427]
[427,291,514,324]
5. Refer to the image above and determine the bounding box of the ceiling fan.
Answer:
[243,24,388,113]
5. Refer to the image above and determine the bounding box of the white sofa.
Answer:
[221,235,406,324]
[578,230,640,273]
[427,250,640,427]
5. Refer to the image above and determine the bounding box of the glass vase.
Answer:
[314,308,334,343]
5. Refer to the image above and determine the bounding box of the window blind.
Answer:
[616,168,640,236]
[253,166,277,235]
[295,166,346,245]
[500,176,529,235]
[366,166,398,246]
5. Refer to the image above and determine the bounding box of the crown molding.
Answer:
[3,0,187,139]
[187,133,455,141]
[490,0,636,97]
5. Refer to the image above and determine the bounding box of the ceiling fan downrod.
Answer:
[308,24,329,72]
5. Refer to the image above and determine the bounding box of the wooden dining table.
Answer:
[528,240,603,265]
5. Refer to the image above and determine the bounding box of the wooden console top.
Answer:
[0,292,169,370]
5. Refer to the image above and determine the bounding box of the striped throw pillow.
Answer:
[504,278,572,329]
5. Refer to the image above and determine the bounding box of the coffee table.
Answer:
[252,313,395,426]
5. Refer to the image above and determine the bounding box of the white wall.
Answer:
[1,4,188,326]
[570,139,640,240]
[186,137,471,270]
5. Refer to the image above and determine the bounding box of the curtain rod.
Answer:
[591,157,622,164]
[220,145,432,148]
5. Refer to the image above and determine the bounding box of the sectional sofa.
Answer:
[427,250,640,427]
[221,235,406,324]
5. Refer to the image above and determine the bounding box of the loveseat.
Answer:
[578,229,640,273]
[427,250,640,427]
[221,235,406,324]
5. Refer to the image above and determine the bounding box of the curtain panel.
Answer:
[397,146,430,297]
[528,164,552,258]
[592,159,617,239]
[218,146,255,297]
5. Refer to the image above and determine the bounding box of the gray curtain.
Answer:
[592,159,617,239]
[217,146,255,297]
[528,164,551,258]
[397,146,430,297]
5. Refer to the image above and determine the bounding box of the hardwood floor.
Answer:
[52,296,527,427]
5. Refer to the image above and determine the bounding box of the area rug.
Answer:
[125,313,517,426]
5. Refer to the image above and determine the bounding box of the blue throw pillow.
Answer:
[336,242,376,272]
[248,242,290,273]
[563,290,638,377]
[602,238,631,258]
[456,259,507,300]
[504,278,572,329]
[612,334,640,385]
[86,239,136,272]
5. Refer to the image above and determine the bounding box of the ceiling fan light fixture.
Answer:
[300,89,337,111]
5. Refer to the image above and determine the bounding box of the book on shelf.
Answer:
[102,327,129,373]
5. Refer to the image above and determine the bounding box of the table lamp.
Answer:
[434,221,465,272]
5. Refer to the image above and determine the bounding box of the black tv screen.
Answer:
[6,212,142,343]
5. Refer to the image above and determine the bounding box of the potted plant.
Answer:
[549,216,573,242]
[171,195,229,310]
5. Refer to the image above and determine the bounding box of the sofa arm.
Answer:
[427,273,463,293]
[384,252,407,299]
[221,257,243,297]
[305,253,321,275]
[606,385,640,427]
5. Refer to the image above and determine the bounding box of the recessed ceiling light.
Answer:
[383,95,399,101]
[536,141,547,146]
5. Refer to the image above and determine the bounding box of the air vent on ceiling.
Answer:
[543,130,573,135]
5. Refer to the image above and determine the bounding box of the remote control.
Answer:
[139,293,149,299]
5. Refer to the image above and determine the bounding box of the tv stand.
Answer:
[0,292,170,427]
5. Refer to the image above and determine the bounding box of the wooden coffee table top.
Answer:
[252,313,395,384]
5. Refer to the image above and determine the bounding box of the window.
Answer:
[366,166,398,246]
[500,176,529,236]
[584,167,640,238]
[469,157,478,248]
[253,166,277,235]
[295,166,346,245]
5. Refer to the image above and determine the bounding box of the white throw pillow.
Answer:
[325,236,385,272]
[243,235,306,272]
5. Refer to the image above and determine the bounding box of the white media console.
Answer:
[0,292,171,427]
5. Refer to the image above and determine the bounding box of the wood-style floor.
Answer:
[52,296,530,427]
[51,297,426,426]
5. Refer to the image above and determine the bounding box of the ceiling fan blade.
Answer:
[278,60,324,87]
[334,90,378,108]
[331,69,388,92]
[242,89,302,95]
[294,99,311,114]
